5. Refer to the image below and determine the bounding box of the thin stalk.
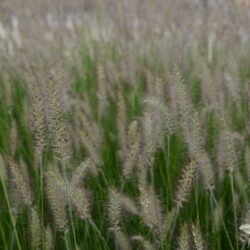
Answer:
[150,159,155,187]
[61,159,77,249]
[209,189,234,250]
[99,168,109,187]
[88,218,107,248]
[163,136,172,202]
[208,191,212,236]
[0,180,21,250]
[150,161,164,249]
[39,153,45,250]
[230,173,239,250]
[64,231,70,250]
[195,175,200,225]
[120,178,125,193]
[167,135,171,189]
[209,188,221,249]
[10,222,16,250]
[169,206,180,244]
[0,220,7,249]
[149,157,159,222]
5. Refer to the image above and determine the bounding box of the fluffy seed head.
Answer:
[178,223,190,250]
[108,188,122,232]
[174,160,197,208]
[8,157,32,207]
[29,207,41,249]
[192,223,206,250]
[45,169,68,231]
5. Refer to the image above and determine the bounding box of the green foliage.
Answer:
[0,55,248,250]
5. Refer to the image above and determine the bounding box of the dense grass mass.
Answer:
[1,0,250,249]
